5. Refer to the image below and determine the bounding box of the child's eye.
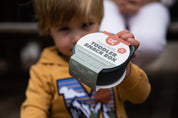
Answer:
[82,22,93,28]
[57,27,70,31]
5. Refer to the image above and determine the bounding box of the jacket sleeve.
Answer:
[118,63,151,104]
[21,65,53,118]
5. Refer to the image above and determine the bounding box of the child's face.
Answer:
[50,16,100,58]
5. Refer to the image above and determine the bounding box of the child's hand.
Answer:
[116,30,140,78]
[116,30,139,58]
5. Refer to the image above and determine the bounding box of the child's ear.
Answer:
[98,22,102,31]
[99,22,102,26]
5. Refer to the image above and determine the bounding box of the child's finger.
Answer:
[119,33,135,40]
[116,30,129,38]
[127,38,139,50]
[127,38,139,58]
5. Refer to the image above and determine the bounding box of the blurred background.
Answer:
[0,0,178,118]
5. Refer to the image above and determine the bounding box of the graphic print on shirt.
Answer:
[57,78,117,118]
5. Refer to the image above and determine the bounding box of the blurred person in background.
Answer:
[100,0,171,67]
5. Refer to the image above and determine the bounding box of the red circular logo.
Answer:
[106,37,120,46]
[117,48,126,54]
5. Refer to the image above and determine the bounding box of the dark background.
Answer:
[0,0,178,22]
[0,0,35,22]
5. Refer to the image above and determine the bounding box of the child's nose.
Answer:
[72,36,79,44]
[72,32,83,45]
[118,0,126,5]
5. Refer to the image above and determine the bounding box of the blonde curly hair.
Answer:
[33,0,104,35]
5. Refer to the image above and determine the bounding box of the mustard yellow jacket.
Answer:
[21,46,151,118]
